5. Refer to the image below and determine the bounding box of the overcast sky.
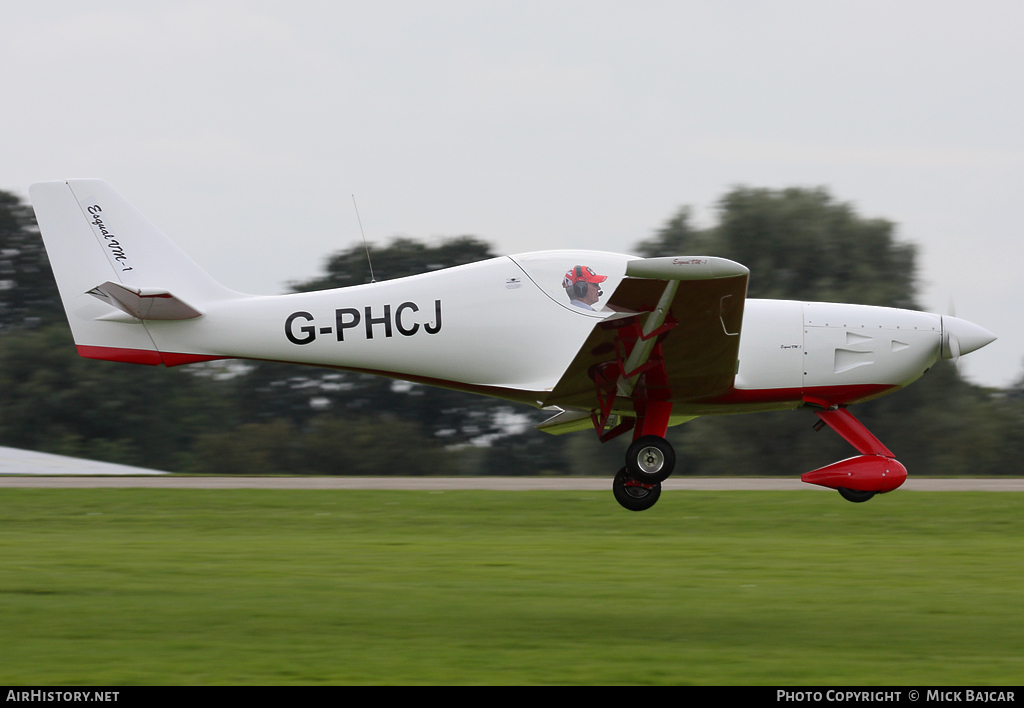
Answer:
[3,1,1021,387]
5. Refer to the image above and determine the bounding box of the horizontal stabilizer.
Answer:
[87,281,203,320]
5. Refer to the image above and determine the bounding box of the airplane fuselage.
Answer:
[129,252,945,416]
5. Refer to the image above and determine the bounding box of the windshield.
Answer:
[509,251,634,316]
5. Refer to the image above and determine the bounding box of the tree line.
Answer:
[0,186,1020,476]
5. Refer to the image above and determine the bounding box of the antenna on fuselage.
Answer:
[351,194,376,284]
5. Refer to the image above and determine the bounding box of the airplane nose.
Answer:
[941,316,997,360]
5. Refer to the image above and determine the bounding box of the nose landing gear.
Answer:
[802,407,908,503]
[837,487,876,503]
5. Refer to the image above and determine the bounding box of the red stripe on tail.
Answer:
[77,345,226,367]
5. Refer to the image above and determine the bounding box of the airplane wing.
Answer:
[539,257,748,433]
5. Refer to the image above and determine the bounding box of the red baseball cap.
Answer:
[563,265,607,287]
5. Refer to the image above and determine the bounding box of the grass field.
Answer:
[0,488,1022,685]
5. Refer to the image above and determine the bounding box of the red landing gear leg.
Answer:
[614,401,674,511]
[625,400,675,485]
[602,320,677,510]
[801,407,908,503]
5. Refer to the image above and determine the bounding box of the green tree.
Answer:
[638,187,918,308]
[0,325,233,470]
[0,190,239,469]
[292,236,494,291]
[0,190,63,330]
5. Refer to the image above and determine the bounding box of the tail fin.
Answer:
[29,180,238,365]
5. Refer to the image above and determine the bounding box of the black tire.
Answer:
[625,435,675,484]
[613,467,662,512]
[838,487,876,503]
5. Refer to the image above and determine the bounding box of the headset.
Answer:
[572,266,590,298]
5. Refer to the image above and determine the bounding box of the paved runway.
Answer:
[1,476,1023,491]
[0,445,1020,491]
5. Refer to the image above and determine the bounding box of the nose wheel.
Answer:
[838,487,876,503]
[612,467,662,512]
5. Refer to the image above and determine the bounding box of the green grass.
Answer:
[0,489,1022,685]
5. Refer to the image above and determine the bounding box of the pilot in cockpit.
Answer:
[562,265,607,311]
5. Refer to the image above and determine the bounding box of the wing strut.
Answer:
[615,280,679,399]
[539,255,749,443]
[590,279,679,441]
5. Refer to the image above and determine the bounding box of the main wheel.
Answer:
[838,487,876,503]
[625,435,675,484]
[613,467,661,512]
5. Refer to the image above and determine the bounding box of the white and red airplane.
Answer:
[30,180,996,510]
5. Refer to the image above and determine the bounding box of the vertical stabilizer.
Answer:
[29,180,239,364]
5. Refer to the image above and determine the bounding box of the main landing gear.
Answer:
[613,435,676,512]
[613,467,662,512]
[626,435,675,484]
